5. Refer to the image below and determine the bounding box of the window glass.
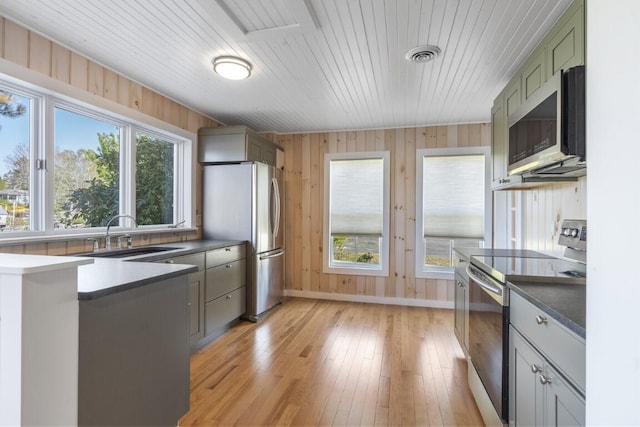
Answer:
[0,89,31,231]
[416,148,490,276]
[324,152,389,276]
[331,235,380,265]
[54,107,120,228]
[422,154,485,240]
[0,76,190,239]
[329,157,383,267]
[135,133,175,225]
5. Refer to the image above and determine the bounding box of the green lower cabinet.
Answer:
[509,326,585,426]
[543,362,586,427]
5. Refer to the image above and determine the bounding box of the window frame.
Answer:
[415,146,492,280]
[0,70,195,241]
[323,151,390,277]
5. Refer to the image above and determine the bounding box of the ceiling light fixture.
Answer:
[212,56,252,80]
[405,45,441,63]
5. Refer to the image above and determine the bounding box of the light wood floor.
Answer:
[179,298,484,427]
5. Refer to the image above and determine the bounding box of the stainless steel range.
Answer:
[466,219,586,423]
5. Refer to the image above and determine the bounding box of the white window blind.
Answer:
[422,154,485,239]
[329,158,384,236]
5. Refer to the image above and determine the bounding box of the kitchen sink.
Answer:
[79,246,183,258]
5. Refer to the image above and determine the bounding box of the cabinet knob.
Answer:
[225,264,232,269]
[165,259,174,264]
[530,364,542,374]
[226,295,232,300]
[539,375,552,385]
[535,315,548,325]
[225,248,231,252]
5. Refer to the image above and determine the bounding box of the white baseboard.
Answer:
[284,289,454,309]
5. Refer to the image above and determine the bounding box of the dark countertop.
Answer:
[452,247,585,339]
[454,247,554,261]
[507,279,586,339]
[76,239,245,300]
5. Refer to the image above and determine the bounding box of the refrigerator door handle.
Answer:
[271,177,281,242]
[259,249,285,260]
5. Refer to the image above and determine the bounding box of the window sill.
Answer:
[0,227,198,246]
[323,265,388,277]
[416,269,455,281]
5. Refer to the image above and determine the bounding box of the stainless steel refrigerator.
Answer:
[202,162,284,321]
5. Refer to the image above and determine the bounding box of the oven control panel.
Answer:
[558,219,587,250]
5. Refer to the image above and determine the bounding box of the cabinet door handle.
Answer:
[225,248,231,252]
[539,375,552,385]
[530,364,542,374]
[165,259,174,264]
[226,295,232,300]
[225,264,232,269]
[535,315,548,325]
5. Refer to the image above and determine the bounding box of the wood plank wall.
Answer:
[0,16,220,256]
[274,124,491,305]
[520,177,587,255]
[0,15,587,300]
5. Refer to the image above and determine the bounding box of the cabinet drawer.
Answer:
[206,244,245,269]
[158,252,205,271]
[204,286,246,335]
[510,292,585,393]
[205,259,246,302]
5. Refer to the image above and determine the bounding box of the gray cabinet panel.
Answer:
[510,292,585,394]
[156,252,205,346]
[546,1,584,78]
[161,252,205,270]
[491,97,507,186]
[522,49,546,101]
[205,258,246,302]
[206,244,246,269]
[544,364,586,426]
[509,294,585,427]
[189,271,205,345]
[510,326,545,426]
[205,286,246,335]
[79,276,190,427]
[453,273,468,354]
[198,125,282,166]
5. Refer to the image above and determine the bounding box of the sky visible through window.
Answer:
[0,93,117,176]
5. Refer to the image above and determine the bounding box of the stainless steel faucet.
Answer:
[105,214,138,250]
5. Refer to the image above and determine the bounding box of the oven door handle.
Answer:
[466,265,506,305]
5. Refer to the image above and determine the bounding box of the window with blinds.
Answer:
[416,147,491,278]
[323,151,390,276]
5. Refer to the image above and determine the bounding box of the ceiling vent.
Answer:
[405,45,441,63]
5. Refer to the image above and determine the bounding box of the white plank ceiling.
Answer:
[0,0,572,133]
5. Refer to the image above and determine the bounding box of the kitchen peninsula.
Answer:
[74,239,244,426]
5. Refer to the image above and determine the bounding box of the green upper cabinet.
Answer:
[521,48,546,102]
[504,75,522,117]
[492,77,525,189]
[546,0,585,78]
[491,95,506,187]
[490,0,584,190]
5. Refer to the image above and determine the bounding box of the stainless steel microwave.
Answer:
[507,66,585,177]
